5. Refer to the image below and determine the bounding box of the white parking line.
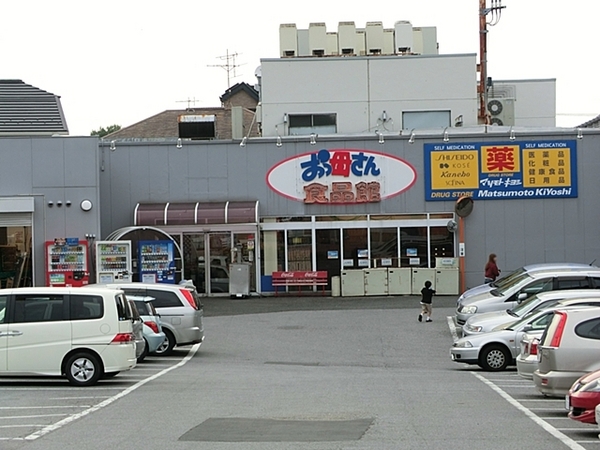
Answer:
[0,414,67,420]
[447,316,459,342]
[0,425,45,428]
[471,371,587,450]
[48,397,110,400]
[516,399,564,402]
[23,343,200,441]
[0,406,90,410]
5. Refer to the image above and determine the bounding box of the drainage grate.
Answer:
[179,417,374,442]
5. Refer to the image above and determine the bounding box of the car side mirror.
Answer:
[522,324,533,332]
[517,293,528,302]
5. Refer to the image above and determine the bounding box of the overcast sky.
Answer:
[4,0,597,135]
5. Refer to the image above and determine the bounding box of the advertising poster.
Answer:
[424,140,577,201]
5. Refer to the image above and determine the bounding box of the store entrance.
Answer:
[181,231,256,295]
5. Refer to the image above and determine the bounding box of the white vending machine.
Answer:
[95,241,133,283]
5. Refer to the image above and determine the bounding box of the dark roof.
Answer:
[219,82,259,103]
[105,108,227,141]
[578,113,600,129]
[0,79,68,135]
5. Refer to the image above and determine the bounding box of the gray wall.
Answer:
[0,136,101,285]
[100,129,600,289]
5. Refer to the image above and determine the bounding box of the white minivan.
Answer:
[0,287,137,386]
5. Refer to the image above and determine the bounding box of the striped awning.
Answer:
[133,201,259,226]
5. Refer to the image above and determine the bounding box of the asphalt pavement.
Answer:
[4,293,600,450]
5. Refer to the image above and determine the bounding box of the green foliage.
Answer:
[90,124,121,137]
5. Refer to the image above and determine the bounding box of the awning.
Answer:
[134,201,259,226]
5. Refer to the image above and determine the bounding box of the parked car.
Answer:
[534,307,600,397]
[455,266,600,326]
[128,295,165,357]
[516,334,540,379]
[567,368,600,424]
[456,263,597,306]
[89,281,204,356]
[127,299,146,363]
[451,306,558,371]
[462,290,600,337]
[0,287,136,386]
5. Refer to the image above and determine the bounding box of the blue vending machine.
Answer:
[138,240,175,284]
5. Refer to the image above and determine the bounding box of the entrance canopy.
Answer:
[134,201,259,226]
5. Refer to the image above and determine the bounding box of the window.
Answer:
[70,295,103,320]
[402,111,450,129]
[520,278,553,296]
[556,277,591,290]
[288,113,337,135]
[13,295,65,323]
[144,289,182,308]
[115,293,132,320]
[575,318,600,340]
[133,300,151,316]
[528,312,553,331]
[0,295,7,323]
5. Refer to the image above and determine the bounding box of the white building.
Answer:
[257,21,556,137]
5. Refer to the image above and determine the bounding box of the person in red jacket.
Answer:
[484,253,500,284]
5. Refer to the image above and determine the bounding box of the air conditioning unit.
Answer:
[487,98,515,126]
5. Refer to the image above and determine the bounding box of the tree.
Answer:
[90,124,121,137]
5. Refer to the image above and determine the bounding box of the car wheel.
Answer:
[479,345,510,371]
[153,329,176,356]
[65,352,102,386]
[103,371,120,378]
[137,339,149,363]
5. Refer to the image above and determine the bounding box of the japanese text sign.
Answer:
[267,149,417,204]
[424,140,577,201]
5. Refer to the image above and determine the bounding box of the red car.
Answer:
[567,369,600,424]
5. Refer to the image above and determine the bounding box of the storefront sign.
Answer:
[267,149,417,204]
[424,140,577,201]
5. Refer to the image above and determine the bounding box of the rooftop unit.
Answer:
[394,21,413,54]
[365,21,384,55]
[413,26,438,55]
[338,21,356,55]
[308,22,327,57]
[279,24,298,57]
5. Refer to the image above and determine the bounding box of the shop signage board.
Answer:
[267,149,417,204]
[424,140,577,201]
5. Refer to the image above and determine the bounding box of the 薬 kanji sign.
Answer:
[424,140,577,201]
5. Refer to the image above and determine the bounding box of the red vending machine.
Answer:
[45,238,90,287]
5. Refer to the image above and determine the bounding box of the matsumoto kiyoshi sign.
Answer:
[266,149,417,204]
[424,140,578,201]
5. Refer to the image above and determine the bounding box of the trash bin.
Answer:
[229,263,250,298]
[331,276,341,297]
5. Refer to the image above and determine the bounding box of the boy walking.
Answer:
[419,280,435,323]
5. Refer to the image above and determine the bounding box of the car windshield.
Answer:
[134,300,150,315]
[490,267,526,289]
[491,273,532,297]
[509,294,544,317]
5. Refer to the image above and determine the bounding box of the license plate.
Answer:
[565,395,571,411]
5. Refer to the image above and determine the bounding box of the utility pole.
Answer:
[479,0,506,124]
[208,50,244,88]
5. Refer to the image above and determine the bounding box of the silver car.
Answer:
[455,266,600,326]
[127,299,146,363]
[534,307,600,396]
[450,305,597,371]
[128,295,166,357]
[89,281,204,356]
[462,290,600,336]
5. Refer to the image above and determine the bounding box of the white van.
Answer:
[0,287,137,386]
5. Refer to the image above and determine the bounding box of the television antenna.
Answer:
[208,50,245,88]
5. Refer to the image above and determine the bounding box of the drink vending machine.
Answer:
[45,238,89,287]
[138,240,175,283]
[95,241,133,283]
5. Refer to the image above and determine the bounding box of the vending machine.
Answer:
[95,241,133,284]
[45,238,89,287]
[138,240,175,284]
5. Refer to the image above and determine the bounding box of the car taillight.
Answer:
[180,289,198,310]
[550,311,567,347]
[530,340,538,355]
[144,321,160,334]
[111,332,133,344]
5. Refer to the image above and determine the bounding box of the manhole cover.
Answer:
[179,417,374,442]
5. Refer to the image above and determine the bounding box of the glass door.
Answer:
[316,229,340,289]
[233,233,256,292]
[182,233,206,293]
[208,233,231,293]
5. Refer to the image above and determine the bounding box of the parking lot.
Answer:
[1,295,600,449]
[447,316,600,449]
[0,348,199,443]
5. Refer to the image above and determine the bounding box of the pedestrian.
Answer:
[484,253,501,284]
[419,280,435,323]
